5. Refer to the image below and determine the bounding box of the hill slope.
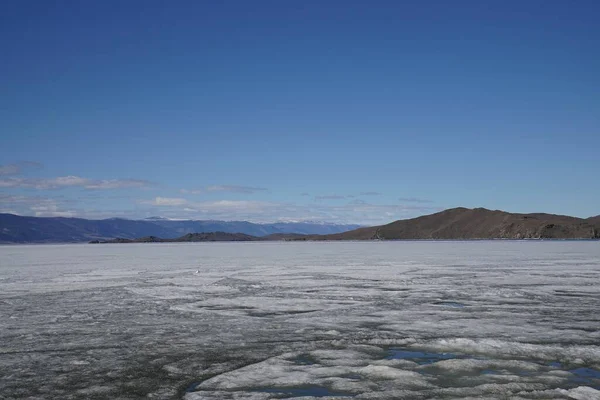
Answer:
[588,215,600,224]
[317,208,600,240]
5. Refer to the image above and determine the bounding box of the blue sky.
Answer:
[1,0,599,224]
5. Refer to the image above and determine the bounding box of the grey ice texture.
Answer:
[1,241,599,399]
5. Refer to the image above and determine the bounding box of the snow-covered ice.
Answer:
[0,241,599,399]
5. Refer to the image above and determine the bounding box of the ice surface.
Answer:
[0,241,599,399]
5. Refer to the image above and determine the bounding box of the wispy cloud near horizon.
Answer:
[0,194,76,217]
[137,195,442,224]
[180,185,268,195]
[0,176,152,190]
[207,185,268,194]
[0,162,439,223]
[314,194,350,200]
[0,161,43,176]
[314,191,381,201]
[398,197,433,203]
[2,191,444,224]
[359,191,382,196]
[149,197,188,206]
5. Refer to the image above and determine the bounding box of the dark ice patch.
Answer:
[342,373,363,380]
[434,301,466,308]
[252,386,351,397]
[291,354,317,365]
[387,348,460,364]
[481,369,500,375]
[549,361,562,368]
[184,382,200,392]
[569,367,600,389]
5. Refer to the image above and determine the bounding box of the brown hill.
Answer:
[588,215,600,224]
[315,208,600,240]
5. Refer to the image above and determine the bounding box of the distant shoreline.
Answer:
[2,238,599,246]
[2,207,599,244]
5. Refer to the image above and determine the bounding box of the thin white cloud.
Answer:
[315,194,351,200]
[149,197,188,206]
[84,179,150,189]
[179,189,202,195]
[0,161,42,176]
[398,197,433,203]
[315,192,382,200]
[50,176,89,187]
[207,200,274,209]
[349,199,367,205]
[179,185,268,195]
[0,178,27,188]
[31,205,77,218]
[0,194,145,219]
[0,176,152,190]
[146,197,274,210]
[0,164,21,176]
[360,191,382,196]
[0,194,77,217]
[206,185,268,194]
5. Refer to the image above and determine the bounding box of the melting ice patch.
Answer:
[185,345,600,399]
[1,241,600,399]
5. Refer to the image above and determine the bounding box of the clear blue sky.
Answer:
[1,0,599,224]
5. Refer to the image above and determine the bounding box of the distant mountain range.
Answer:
[0,213,360,243]
[308,207,600,240]
[2,208,599,244]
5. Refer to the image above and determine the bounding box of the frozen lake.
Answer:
[1,241,599,399]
